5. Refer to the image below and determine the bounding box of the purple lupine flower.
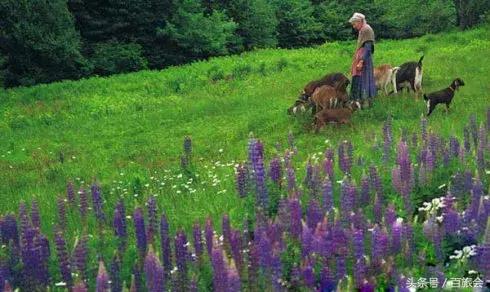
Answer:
[360,174,370,205]
[449,136,460,158]
[78,187,88,220]
[420,116,428,145]
[383,117,393,163]
[55,231,73,287]
[286,160,297,194]
[354,256,366,288]
[340,180,355,224]
[352,209,367,231]
[160,214,171,278]
[18,203,31,229]
[73,281,88,292]
[468,177,483,221]
[34,233,50,286]
[30,200,40,230]
[96,261,110,292]
[322,177,333,212]
[301,261,315,288]
[391,219,403,255]
[289,198,302,239]
[320,266,337,291]
[91,183,105,222]
[205,217,214,256]
[339,141,353,174]
[56,197,67,230]
[147,196,158,244]
[113,201,127,241]
[478,197,490,233]
[384,204,396,227]
[464,170,473,193]
[476,218,490,281]
[73,235,88,281]
[425,149,434,173]
[222,214,231,247]
[392,166,402,194]
[20,225,37,288]
[335,254,347,279]
[304,159,313,187]
[477,143,485,171]
[235,163,248,198]
[193,222,203,261]
[463,126,471,152]
[0,213,19,247]
[211,245,227,292]
[132,265,144,292]
[144,248,165,292]
[254,156,269,210]
[258,232,273,270]
[269,156,282,187]
[67,181,75,205]
[110,254,122,292]
[371,225,388,263]
[301,224,313,258]
[324,157,334,180]
[229,230,243,271]
[306,199,322,230]
[175,230,189,290]
[369,165,383,203]
[183,136,192,157]
[227,261,241,292]
[247,241,259,290]
[352,228,365,260]
[373,194,383,224]
[418,164,427,186]
[403,223,414,265]
[133,207,147,257]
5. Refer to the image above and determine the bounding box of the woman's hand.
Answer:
[356,60,364,71]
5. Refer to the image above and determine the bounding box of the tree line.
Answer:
[0,0,488,88]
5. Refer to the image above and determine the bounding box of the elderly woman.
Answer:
[349,13,376,108]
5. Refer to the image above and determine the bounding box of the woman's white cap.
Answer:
[349,12,365,23]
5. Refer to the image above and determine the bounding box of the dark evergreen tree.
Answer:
[271,0,321,48]
[161,0,237,60]
[225,0,278,51]
[0,0,88,87]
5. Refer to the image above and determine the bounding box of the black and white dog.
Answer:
[423,78,465,116]
[392,55,424,97]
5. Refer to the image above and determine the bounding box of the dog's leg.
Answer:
[445,103,450,113]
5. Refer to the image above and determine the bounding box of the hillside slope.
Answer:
[0,26,489,230]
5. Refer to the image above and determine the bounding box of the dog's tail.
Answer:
[391,67,400,94]
[418,55,424,68]
[423,93,428,101]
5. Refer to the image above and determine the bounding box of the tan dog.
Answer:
[310,85,349,114]
[374,64,399,95]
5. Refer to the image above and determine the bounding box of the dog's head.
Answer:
[452,78,465,90]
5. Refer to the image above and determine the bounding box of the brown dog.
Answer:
[310,85,349,114]
[314,101,361,132]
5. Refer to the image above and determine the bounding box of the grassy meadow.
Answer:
[0,26,489,290]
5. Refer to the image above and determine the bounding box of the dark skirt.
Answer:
[350,47,376,101]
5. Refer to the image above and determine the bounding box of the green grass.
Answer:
[0,25,489,238]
